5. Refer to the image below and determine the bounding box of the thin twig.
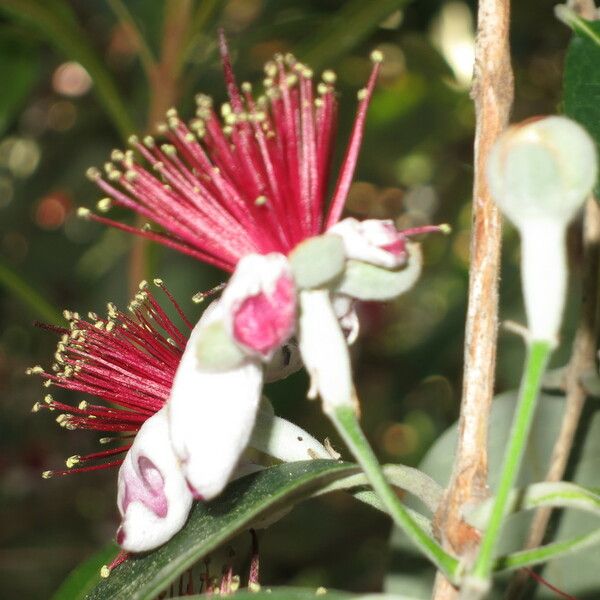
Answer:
[128,0,193,295]
[505,197,600,599]
[106,0,157,79]
[432,0,514,597]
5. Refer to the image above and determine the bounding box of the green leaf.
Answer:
[51,543,118,600]
[386,392,600,598]
[562,14,600,193]
[0,31,39,135]
[175,588,422,600]
[86,461,358,600]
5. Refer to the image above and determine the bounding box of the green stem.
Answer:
[330,405,460,582]
[469,339,552,585]
[0,260,63,325]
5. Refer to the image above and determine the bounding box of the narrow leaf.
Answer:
[86,461,358,600]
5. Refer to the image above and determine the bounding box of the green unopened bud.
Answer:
[335,243,422,301]
[487,115,597,228]
[289,234,345,289]
[487,116,598,344]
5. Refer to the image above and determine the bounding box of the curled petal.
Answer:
[221,253,297,359]
[168,307,264,500]
[328,218,408,269]
[335,243,422,301]
[250,402,331,461]
[298,289,357,414]
[117,408,193,552]
[332,295,360,345]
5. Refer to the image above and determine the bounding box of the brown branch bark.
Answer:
[504,197,600,599]
[128,0,193,296]
[432,1,513,598]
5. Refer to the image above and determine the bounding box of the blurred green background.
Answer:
[0,1,583,598]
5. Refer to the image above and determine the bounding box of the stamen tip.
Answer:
[42,470,53,479]
[439,223,452,235]
[77,207,92,220]
[100,565,111,578]
[66,455,80,468]
[85,167,101,181]
[370,49,384,64]
[96,197,112,213]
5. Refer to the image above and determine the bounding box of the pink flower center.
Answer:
[232,275,296,357]
[380,237,407,260]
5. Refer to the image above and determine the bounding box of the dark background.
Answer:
[0,1,581,597]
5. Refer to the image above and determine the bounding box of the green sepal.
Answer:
[194,320,247,370]
[289,234,346,289]
[335,247,422,301]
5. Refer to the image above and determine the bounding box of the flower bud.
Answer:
[487,115,598,344]
[487,116,597,228]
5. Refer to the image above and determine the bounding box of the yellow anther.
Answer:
[184,133,195,143]
[317,83,328,96]
[153,278,163,286]
[127,134,139,146]
[255,195,267,206]
[156,123,168,134]
[322,70,336,84]
[26,365,44,375]
[86,167,101,181]
[241,82,252,93]
[96,197,112,213]
[439,223,452,234]
[357,88,368,101]
[370,49,384,63]
[78,400,88,410]
[168,117,179,129]
[248,582,261,592]
[143,135,155,148]
[166,107,178,119]
[160,144,176,157]
[138,280,148,290]
[125,170,138,182]
[66,455,80,468]
[264,61,277,78]
[316,587,328,595]
[285,74,298,87]
[107,169,121,182]
[31,402,41,413]
[77,207,91,220]
[110,149,124,162]
[43,380,52,388]
[100,565,111,578]
[42,470,53,479]
[106,320,115,332]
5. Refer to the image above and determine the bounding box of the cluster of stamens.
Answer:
[78,39,383,273]
[29,280,192,478]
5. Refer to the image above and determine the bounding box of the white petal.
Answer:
[250,403,331,461]
[328,217,407,269]
[168,307,264,500]
[116,408,193,553]
[298,289,356,414]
